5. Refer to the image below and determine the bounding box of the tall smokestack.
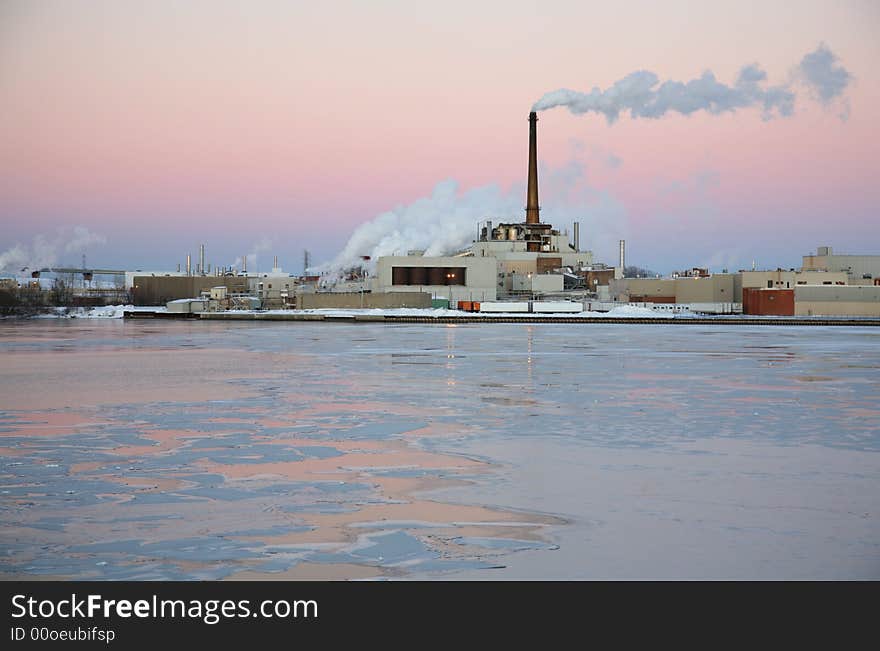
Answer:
[273,255,278,270]
[199,244,205,276]
[242,255,247,274]
[186,254,191,276]
[573,222,580,252]
[525,112,540,224]
[619,240,626,272]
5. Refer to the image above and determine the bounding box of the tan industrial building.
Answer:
[248,269,296,309]
[132,275,249,305]
[795,285,880,316]
[612,270,853,305]
[373,255,497,302]
[740,270,848,291]
[802,246,880,285]
[509,272,564,295]
[610,274,738,303]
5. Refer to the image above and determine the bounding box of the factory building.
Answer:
[801,246,880,285]
[132,275,250,306]
[247,259,296,309]
[132,250,307,308]
[742,288,795,316]
[610,269,878,316]
[740,270,848,292]
[469,113,595,276]
[741,285,880,316]
[612,269,850,305]
[795,285,880,316]
[509,271,564,295]
[374,112,606,301]
[374,255,497,303]
[610,274,738,304]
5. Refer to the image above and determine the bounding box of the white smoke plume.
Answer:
[797,43,852,103]
[796,42,852,120]
[533,44,851,123]
[232,236,273,271]
[0,227,107,273]
[65,226,107,253]
[319,180,520,275]
[320,157,629,275]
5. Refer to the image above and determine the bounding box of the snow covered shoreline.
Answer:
[33,305,166,319]
[20,304,668,319]
[15,304,878,322]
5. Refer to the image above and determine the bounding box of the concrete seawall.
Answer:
[123,311,880,326]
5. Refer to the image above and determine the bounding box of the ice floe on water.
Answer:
[1,315,878,579]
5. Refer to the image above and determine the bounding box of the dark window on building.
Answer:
[767,280,773,288]
[391,266,467,286]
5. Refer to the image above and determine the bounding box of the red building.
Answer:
[742,288,795,316]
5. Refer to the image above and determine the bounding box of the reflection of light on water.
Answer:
[446,323,457,375]
[6,320,879,580]
[526,326,534,388]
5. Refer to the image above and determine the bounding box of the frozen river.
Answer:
[1,319,878,579]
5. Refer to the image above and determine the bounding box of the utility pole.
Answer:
[358,255,370,308]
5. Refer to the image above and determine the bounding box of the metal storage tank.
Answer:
[508,227,518,241]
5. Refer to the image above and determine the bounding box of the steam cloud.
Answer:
[323,44,851,276]
[533,43,851,122]
[321,159,628,276]
[66,226,107,253]
[798,43,852,103]
[320,181,520,275]
[0,227,107,273]
[232,237,273,271]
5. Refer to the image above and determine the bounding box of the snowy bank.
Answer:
[39,305,166,319]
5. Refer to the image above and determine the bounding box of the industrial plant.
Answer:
[2,113,879,319]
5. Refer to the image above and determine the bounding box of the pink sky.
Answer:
[1,0,878,273]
